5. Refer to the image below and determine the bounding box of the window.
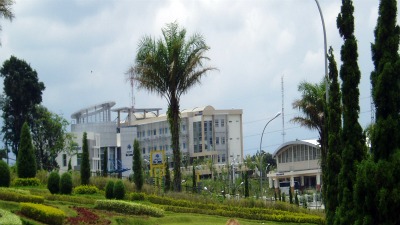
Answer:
[183,142,186,149]
[137,132,140,138]
[215,119,219,127]
[62,154,67,167]
[222,154,226,163]
[165,127,168,134]
[221,137,226,145]
[153,129,156,135]
[159,128,163,135]
[77,153,82,166]
[216,137,220,145]
[221,119,225,127]
[142,148,145,155]
[182,124,186,131]
[147,130,151,136]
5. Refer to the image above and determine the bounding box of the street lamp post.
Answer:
[314,0,329,102]
[259,112,281,197]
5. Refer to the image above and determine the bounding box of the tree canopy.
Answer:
[0,56,45,157]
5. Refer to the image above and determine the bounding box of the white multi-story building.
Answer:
[56,102,243,178]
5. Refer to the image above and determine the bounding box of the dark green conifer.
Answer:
[17,122,36,178]
[80,132,90,185]
[132,140,143,191]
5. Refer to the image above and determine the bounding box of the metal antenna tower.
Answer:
[281,75,286,143]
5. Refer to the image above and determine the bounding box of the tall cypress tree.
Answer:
[325,47,342,225]
[80,132,90,185]
[132,139,144,191]
[335,1,367,224]
[354,1,400,224]
[17,122,36,178]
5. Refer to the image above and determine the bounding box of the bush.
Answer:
[13,178,40,187]
[35,169,48,185]
[0,189,44,203]
[129,192,146,201]
[0,187,30,195]
[60,172,72,195]
[0,208,22,225]
[20,202,65,225]
[73,185,99,194]
[90,176,109,190]
[113,180,125,200]
[45,194,96,205]
[105,180,114,199]
[95,200,164,217]
[0,160,10,187]
[47,172,60,194]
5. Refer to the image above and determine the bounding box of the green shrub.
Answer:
[20,202,65,225]
[47,171,60,194]
[0,160,10,187]
[45,194,96,205]
[0,189,44,203]
[95,200,164,217]
[35,169,48,185]
[73,185,99,194]
[0,187,30,195]
[113,180,125,200]
[60,172,72,195]
[129,192,146,201]
[13,178,40,187]
[105,180,114,199]
[0,208,22,225]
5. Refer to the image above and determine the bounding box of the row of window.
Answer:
[137,124,189,138]
[215,119,225,128]
[277,144,321,163]
[141,143,187,155]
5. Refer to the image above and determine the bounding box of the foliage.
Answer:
[90,176,110,191]
[60,172,72,195]
[13,178,40,187]
[129,192,146,201]
[325,46,342,225]
[0,56,45,157]
[20,202,65,225]
[335,1,367,224]
[0,189,44,203]
[130,22,216,191]
[0,208,22,225]
[102,148,107,176]
[73,185,99,194]
[164,156,171,192]
[113,180,126,200]
[353,1,400,224]
[31,105,68,171]
[244,172,249,198]
[35,169,48,185]
[80,132,90,185]
[192,166,196,193]
[0,159,10,187]
[95,199,164,217]
[289,190,293,204]
[17,122,36,178]
[68,158,72,172]
[47,171,60,194]
[295,192,299,206]
[45,194,96,205]
[132,139,143,191]
[0,0,15,44]
[0,187,30,195]
[105,180,114,199]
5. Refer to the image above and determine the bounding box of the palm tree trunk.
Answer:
[168,95,182,192]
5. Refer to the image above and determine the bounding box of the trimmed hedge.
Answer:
[20,202,65,225]
[0,187,30,195]
[0,160,10,187]
[73,185,99,194]
[95,200,164,217]
[147,194,324,224]
[47,171,60,194]
[113,180,125,200]
[105,180,114,199]
[129,192,146,201]
[0,208,22,225]
[45,194,96,205]
[60,172,72,194]
[13,178,40,187]
[0,189,44,203]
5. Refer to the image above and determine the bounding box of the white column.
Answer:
[269,177,273,188]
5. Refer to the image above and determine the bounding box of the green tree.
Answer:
[0,56,45,157]
[132,139,143,191]
[165,157,171,192]
[129,22,216,191]
[192,165,196,193]
[324,47,342,225]
[47,171,60,194]
[0,159,10,187]
[17,122,36,178]
[31,105,68,171]
[354,1,400,224]
[60,172,72,194]
[80,132,90,185]
[335,1,367,224]
[244,172,249,198]
[0,0,14,45]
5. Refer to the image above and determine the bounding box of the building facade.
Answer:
[267,140,322,193]
[56,102,243,178]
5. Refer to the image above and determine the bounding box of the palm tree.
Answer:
[128,22,216,191]
[291,80,326,149]
[0,0,14,45]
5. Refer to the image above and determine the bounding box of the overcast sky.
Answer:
[1,0,396,157]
